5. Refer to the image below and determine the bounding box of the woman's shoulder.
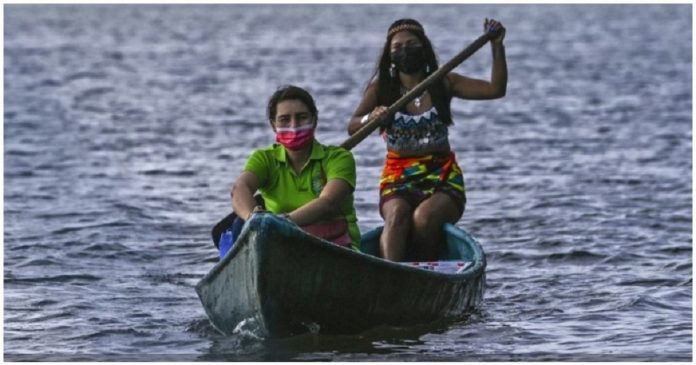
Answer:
[445,71,476,89]
[364,78,379,95]
[444,72,462,91]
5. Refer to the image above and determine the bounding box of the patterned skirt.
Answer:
[379,151,466,214]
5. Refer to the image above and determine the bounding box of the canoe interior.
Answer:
[359,224,485,264]
[196,213,486,337]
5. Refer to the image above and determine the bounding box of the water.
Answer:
[4,4,692,361]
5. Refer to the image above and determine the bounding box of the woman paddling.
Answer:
[226,85,360,257]
[347,18,507,261]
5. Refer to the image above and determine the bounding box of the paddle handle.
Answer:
[341,29,502,151]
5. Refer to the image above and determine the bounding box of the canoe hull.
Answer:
[195,213,486,337]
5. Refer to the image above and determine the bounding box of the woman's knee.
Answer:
[382,199,413,226]
[413,196,460,231]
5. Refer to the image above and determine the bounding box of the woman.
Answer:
[347,18,507,261]
[229,85,360,255]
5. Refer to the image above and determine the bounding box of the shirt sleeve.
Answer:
[242,149,272,187]
[324,147,357,189]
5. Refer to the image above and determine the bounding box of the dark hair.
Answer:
[371,18,453,126]
[267,85,318,124]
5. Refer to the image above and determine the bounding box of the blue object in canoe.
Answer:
[195,213,486,337]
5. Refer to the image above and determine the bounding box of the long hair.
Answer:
[369,19,453,126]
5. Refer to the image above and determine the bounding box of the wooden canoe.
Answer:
[195,213,486,337]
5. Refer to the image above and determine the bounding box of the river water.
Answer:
[4,4,692,361]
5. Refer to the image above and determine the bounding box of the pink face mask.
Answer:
[275,125,315,150]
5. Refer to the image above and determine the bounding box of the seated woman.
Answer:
[347,18,507,262]
[218,85,360,258]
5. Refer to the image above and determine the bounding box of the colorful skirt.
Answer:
[379,151,466,214]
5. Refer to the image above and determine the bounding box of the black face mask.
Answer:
[391,46,426,75]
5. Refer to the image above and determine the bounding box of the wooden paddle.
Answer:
[340,27,503,151]
[212,28,502,248]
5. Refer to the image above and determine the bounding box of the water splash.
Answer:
[232,318,263,340]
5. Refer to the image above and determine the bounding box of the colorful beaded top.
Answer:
[382,106,449,154]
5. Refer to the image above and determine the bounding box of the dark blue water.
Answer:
[4,4,692,361]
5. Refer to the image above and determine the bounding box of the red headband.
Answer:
[387,24,424,38]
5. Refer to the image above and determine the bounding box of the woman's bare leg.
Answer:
[380,198,413,261]
[411,192,463,261]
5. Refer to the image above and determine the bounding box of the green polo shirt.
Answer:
[243,140,360,250]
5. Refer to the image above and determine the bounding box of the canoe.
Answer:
[195,213,486,337]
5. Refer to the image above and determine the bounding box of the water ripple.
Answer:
[4,3,691,361]
[6,274,102,285]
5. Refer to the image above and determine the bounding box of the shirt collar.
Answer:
[273,139,325,163]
